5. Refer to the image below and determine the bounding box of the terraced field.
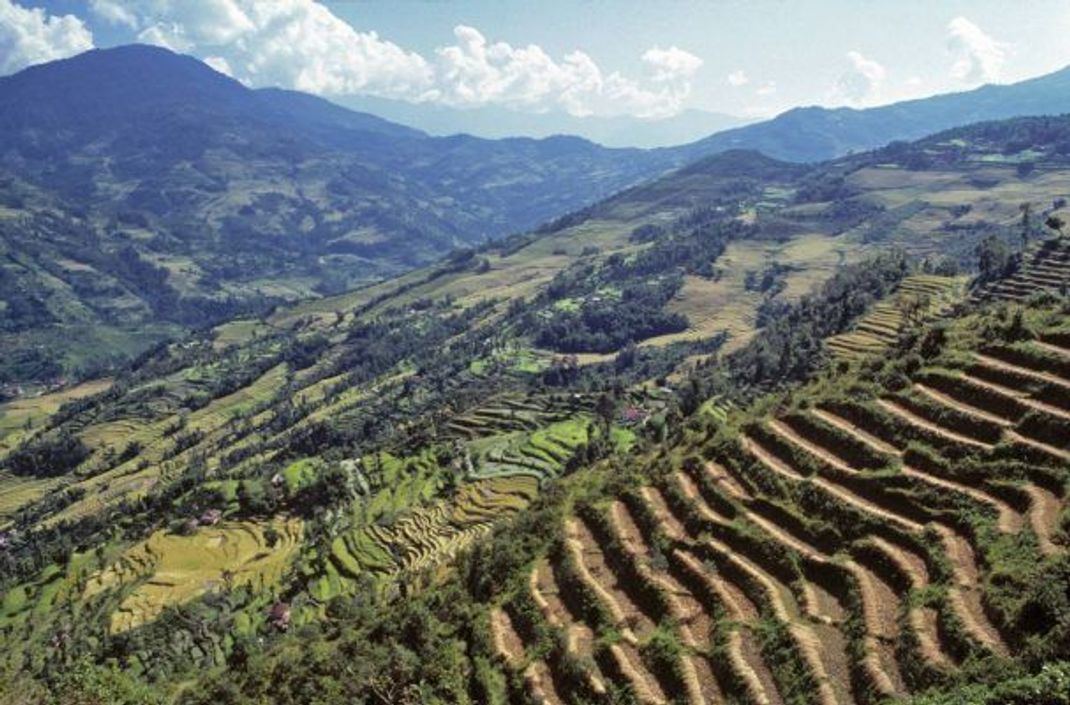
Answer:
[0,378,112,452]
[84,517,303,633]
[483,303,1068,705]
[328,474,540,590]
[972,236,1070,304]
[826,274,965,360]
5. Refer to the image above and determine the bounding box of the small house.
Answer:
[199,509,223,526]
[268,602,291,631]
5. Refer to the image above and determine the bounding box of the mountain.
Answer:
[0,45,691,383]
[1,113,1068,703]
[684,64,1070,161]
[335,95,752,148]
[5,44,1070,387]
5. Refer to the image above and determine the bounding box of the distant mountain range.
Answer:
[3,44,1070,382]
[333,95,752,148]
[689,65,1070,161]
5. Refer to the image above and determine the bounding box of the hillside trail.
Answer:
[876,398,993,448]
[531,560,609,696]
[687,467,906,696]
[489,607,526,667]
[972,352,1070,392]
[743,430,1009,658]
[1022,485,1066,556]
[802,408,1022,533]
[957,371,1070,421]
[565,518,670,704]
[644,487,785,705]
[671,472,852,705]
[609,500,723,705]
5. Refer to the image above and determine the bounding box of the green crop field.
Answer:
[85,517,303,633]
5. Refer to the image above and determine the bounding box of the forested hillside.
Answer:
[0,114,1068,704]
[0,45,687,385]
[5,46,1070,387]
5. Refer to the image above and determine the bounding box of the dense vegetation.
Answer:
[2,109,1070,704]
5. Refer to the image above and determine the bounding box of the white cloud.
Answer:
[95,0,433,99]
[87,0,702,118]
[835,50,886,105]
[947,16,1007,85]
[641,45,702,83]
[89,0,138,29]
[0,0,93,75]
[203,55,232,77]
[432,28,701,118]
[727,69,749,87]
[137,22,192,53]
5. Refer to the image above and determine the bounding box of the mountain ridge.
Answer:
[688,64,1070,161]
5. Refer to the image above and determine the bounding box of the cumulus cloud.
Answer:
[0,0,93,75]
[433,28,701,117]
[89,0,138,29]
[756,81,777,96]
[203,55,232,77]
[947,16,1007,85]
[727,69,749,87]
[835,50,886,105]
[642,45,702,83]
[92,0,433,98]
[87,0,702,118]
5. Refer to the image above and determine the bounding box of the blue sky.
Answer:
[3,0,1069,119]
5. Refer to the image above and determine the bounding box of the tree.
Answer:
[975,235,1010,283]
[1019,202,1033,250]
[1046,215,1066,237]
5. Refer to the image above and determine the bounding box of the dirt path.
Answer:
[811,407,1023,533]
[524,661,565,705]
[646,487,784,705]
[745,430,1009,659]
[876,398,993,448]
[679,477,851,705]
[490,606,526,667]
[1036,340,1070,362]
[532,560,608,696]
[641,486,688,542]
[767,419,862,475]
[863,537,954,672]
[812,408,899,455]
[569,516,660,635]
[563,530,637,642]
[606,644,669,705]
[674,471,732,524]
[843,560,907,696]
[1024,485,1065,556]
[1006,429,1070,461]
[565,518,669,702]
[912,382,1014,427]
[704,461,752,500]
[742,433,921,532]
[973,352,1070,392]
[932,526,1009,657]
[722,480,904,698]
[611,500,710,648]
[731,630,787,705]
[671,543,783,705]
[957,372,1070,422]
[530,560,562,629]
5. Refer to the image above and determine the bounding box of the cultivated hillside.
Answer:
[5,48,1070,387]
[0,115,1069,703]
[0,45,687,384]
